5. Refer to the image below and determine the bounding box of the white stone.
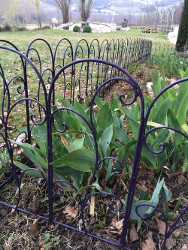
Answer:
[51,18,59,24]
[54,22,119,33]
[167,26,179,45]
[121,27,130,31]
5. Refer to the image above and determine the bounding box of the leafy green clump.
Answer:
[73,25,80,32]
[83,25,92,33]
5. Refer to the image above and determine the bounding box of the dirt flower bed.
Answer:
[0,168,188,249]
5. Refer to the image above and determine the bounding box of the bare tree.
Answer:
[34,0,42,28]
[1,0,19,24]
[77,0,94,22]
[25,0,44,28]
[55,0,71,24]
[21,0,36,24]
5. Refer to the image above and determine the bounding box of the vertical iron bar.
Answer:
[120,92,145,247]
[46,101,53,223]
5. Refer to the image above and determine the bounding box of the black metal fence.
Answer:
[0,38,152,103]
[151,42,176,56]
[0,39,187,249]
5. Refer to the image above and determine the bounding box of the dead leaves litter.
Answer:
[155,218,166,235]
[142,231,156,250]
[181,244,188,250]
[26,218,39,237]
[129,223,139,242]
[63,206,78,219]
[110,218,123,231]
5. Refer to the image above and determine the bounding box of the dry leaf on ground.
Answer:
[181,244,188,250]
[129,223,139,242]
[166,236,176,250]
[63,206,78,219]
[108,230,121,236]
[178,175,187,184]
[110,218,123,231]
[26,218,39,237]
[142,231,156,250]
[172,228,180,237]
[155,218,166,235]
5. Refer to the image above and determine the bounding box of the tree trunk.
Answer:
[56,0,70,24]
[35,0,42,28]
[79,0,93,22]
[81,0,86,22]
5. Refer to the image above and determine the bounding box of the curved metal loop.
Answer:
[167,205,188,237]
[53,38,73,70]
[0,39,25,67]
[6,98,47,126]
[83,192,124,212]
[95,156,123,175]
[0,46,47,99]
[89,39,100,58]
[49,58,142,101]
[19,168,47,184]
[27,47,42,74]
[53,179,78,196]
[7,76,25,94]
[26,38,54,69]
[74,39,90,61]
[145,78,188,123]
[144,126,188,154]
[12,131,27,148]
[12,168,47,209]
[136,203,188,249]
[51,106,93,134]
[136,203,167,223]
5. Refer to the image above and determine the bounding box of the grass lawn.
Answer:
[0,28,171,52]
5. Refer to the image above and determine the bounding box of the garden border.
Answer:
[0,40,187,249]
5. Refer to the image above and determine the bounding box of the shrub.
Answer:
[18,26,27,31]
[73,25,80,32]
[83,25,92,33]
[12,25,27,32]
[1,23,12,32]
[176,0,188,52]
[39,25,51,30]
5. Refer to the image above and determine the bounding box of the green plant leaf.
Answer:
[175,80,188,115]
[63,112,81,131]
[11,140,46,172]
[75,185,95,196]
[99,124,114,157]
[176,86,188,126]
[14,161,46,178]
[97,102,109,130]
[94,96,105,109]
[147,178,164,214]
[172,197,182,214]
[139,189,150,200]
[73,137,85,150]
[52,149,95,172]
[130,200,152,223]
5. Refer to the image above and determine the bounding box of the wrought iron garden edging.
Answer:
[0,39,187,249]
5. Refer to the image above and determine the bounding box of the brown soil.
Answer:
[0,169,187,250]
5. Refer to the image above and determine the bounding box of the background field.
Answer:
[0,28,171,51]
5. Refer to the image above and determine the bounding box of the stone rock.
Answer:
[54,22,118,33]
[121,27,130,31]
